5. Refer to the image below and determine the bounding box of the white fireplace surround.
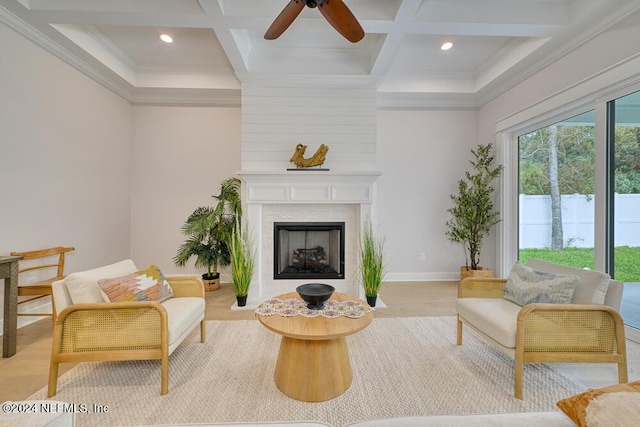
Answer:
[238,170,381,307]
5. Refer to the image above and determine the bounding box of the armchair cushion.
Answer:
[98,265,174,303]
[526,259,610,304]
[456,298,522,348]
[65,259,137,304]
[163,297,206,347]
[504,262,578,306]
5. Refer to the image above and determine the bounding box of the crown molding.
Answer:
[237,72,380,88]
[6,1,638,109]
[476,1,640,106]
[377,92,480,110]
[130,87,241,107]
[76,24,138,71]
[0,5,133,100]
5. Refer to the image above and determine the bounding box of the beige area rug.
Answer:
[29,317,586,426]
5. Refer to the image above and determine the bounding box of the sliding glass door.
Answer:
[518,111,596,269]
[607,91,640,331]
[515,97,640,333]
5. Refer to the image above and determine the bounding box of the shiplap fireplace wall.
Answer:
[238,81,380,306]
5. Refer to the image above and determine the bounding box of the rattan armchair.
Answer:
[457,271,628,399]
[48,274,206,397]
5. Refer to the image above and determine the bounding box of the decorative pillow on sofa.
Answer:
[65,259,137,304]
[556,381,640,427]
[504,262,579,306]
[526,258,610,304]
[98,265,174,303]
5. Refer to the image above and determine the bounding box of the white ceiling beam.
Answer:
[197,0,248,74]
[416,0,570,25]
[405,21,563,37]
[21,10,214,28]
[369,0,423,77]
[27,0,204,14]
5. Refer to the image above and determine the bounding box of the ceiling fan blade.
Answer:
[318,0,364,43]
[264,0,306,40]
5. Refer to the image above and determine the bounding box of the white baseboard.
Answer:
[384,272,460,282]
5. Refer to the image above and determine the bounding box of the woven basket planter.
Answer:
[203,277,220,292]
[460,266,493,281]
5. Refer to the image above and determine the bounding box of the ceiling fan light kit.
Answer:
[265,0,364,43]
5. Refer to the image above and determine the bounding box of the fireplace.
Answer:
[237,170,381,305]
[274,222,345,280]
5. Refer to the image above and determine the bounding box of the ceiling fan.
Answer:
[264,0,365,43]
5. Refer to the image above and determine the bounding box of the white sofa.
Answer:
[136,412,574,426]
[345,412,574,426]
[48,259,206,397]
[456,258,628,399]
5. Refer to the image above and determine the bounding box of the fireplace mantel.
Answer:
[238,170,382,204]
[236,170,382,307]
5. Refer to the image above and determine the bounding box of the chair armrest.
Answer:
[167,276,205,298]
[458,277,507,298]
[53,302,167,354]
[517,304,626,353]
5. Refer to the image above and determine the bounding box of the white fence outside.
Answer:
[519,194,640,248]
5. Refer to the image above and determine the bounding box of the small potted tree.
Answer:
[445,143,503,280]
[174,177,242,291]
[229,219,254,307]
[360,219,385,307]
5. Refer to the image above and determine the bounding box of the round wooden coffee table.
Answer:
[257,291,373,402]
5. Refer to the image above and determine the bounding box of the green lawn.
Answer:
[519,246,640,282]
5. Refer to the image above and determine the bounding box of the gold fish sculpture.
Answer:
[289,144,329,168]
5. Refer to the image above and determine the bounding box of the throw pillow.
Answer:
[65,259,138,304]
[97,265,174,303]
[504,261,579,306]
[526,258,610,304]
[557,381,640,427]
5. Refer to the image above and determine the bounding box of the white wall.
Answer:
[241,85,377,171]
[240,84,478,280]
[130,106,241,277]
[377,109,479,280]
[0,21,132,327]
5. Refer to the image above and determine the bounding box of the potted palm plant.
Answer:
[229,219,254,307]
[445,143,503,280]
[360,219,385,307]
[174,177,242,291]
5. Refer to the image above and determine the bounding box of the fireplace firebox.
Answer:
[274,222,345,280]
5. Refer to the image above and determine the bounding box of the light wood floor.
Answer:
[1,281,638,404]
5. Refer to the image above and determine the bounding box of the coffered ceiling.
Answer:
[2,0,639,107]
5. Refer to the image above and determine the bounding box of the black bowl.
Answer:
[296,283,335,310]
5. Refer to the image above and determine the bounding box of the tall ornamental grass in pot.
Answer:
[229,219,254,307]
[360,219,385,307]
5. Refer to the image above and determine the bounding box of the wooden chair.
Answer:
[9,246,75,320]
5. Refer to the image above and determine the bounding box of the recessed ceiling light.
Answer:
[441,42,453,51]
[160,34,173,43]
